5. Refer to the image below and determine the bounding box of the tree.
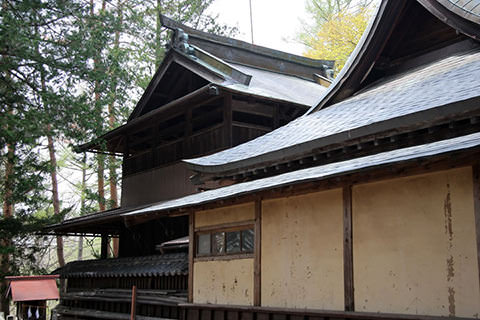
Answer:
[299,0,375,74]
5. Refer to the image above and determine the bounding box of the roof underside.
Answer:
[184,46,480,174]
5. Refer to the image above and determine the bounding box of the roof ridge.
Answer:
[160,14,333,69]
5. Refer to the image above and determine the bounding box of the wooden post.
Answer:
[101,234,108,259]
[254,199,262,306]
[273,103,280,129]
[185,107,192,157]
[223,94,233,148]
[343,186,354,311]
[188,211,195,303]
[472,164,480,295]
[130,285,137,320]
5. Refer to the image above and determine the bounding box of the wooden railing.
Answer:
[180,304,477,320]
[58,289,186,320]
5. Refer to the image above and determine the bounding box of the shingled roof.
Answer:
[181,0,480,178]
[184,46,480,175]
[57,253,188,278]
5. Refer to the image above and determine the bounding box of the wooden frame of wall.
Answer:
[123,92,306,177]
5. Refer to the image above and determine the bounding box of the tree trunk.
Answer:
[156,0,163,69]
[47,132,65,267]
[97,154,106,212]
[1,140,14,316]
[108,0,123,258]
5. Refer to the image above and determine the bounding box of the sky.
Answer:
[206,0,311,56]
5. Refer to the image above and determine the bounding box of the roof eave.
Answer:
[183,96,480,175]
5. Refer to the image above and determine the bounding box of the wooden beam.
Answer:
[472,164,480,296]
[188,212,195,303]
[254,199,262,306]
[232,121,271,132]
[194,219,255,233]
[343,186,354,311]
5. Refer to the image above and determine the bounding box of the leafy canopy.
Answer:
[299,0,375,74]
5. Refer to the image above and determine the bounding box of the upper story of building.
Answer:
[76,15,333,207]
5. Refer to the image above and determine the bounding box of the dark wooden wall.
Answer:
[119,216,188,258]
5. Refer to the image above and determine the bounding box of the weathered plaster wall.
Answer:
[261,190,344,309]
[353,167,480,317]
[195,202,255,228]
[193,259,254,305]
[193,202,255,305]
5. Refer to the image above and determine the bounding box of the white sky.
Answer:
[206,0,311,56]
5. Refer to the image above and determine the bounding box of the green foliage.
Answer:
[299,0,375,74]
[0,211,65,277]
[1,0,237,276]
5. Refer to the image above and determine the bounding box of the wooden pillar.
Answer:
[472,164,480,294]
[123,134,130,173]
[101,234,108,259]
[223,94,233,148]
[254,199,262,306]
[185,108,192,157]
[343,186,354,311]
[188,211,195,303]
[273,103,280,129]
[130,285,137,320]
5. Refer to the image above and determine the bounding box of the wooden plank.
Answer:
[240,312,254,320]
[188,212,195,303]
[213,310,225,320]
[254,199,262,306]
[187,309,200,320]
[227,311,239,320]
[472,164,480,296]
[343,186,354,312]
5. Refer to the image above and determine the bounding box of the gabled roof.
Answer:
[78,17,332,153]
[183,0,480,177]
[6,275,59,302]
[126,15,333,122]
